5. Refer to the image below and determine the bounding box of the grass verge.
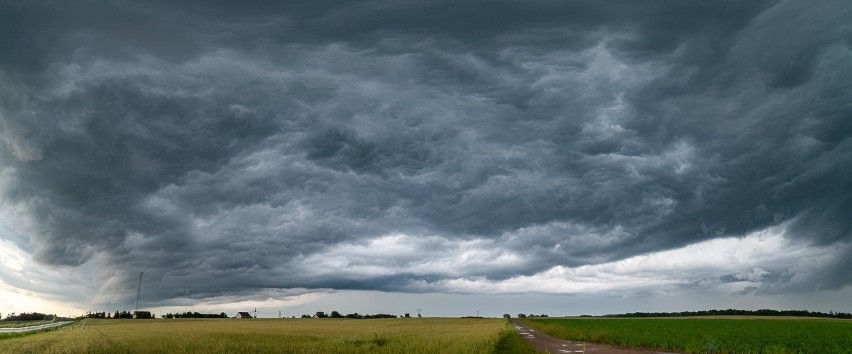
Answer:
[493,321,541,354]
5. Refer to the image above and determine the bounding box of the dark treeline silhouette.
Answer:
[303,311,397,319]
[516,314,549,318]
[163,312,228,319]
[111,311,134,319]
[2,312,55,321]
[604,309,852,319]
[86,312,107,319]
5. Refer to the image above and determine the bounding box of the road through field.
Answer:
[0,321,74,333]
[512,320,679,354]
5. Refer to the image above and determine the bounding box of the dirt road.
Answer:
[512,320,679,354]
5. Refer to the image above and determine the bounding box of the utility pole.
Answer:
[135,272,144,311]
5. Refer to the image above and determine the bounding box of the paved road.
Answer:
[0,321,74,333]
[512,319,679,354]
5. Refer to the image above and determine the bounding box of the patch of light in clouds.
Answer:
[0,238,86,316]
[408,225,832,295]
[300,234,525,279]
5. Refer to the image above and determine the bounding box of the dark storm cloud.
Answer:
[1,0,851,305]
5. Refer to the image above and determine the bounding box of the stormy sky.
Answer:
[1,0,851,317]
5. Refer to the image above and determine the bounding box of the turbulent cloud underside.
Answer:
[0,0,851,309]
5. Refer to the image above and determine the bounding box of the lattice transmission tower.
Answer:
[135,272,144,311]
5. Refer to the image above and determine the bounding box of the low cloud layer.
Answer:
[1,0,851,311]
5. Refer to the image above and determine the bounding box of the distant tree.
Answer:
[330,311,343,318]
[404,313,411,318]
[517,314,526,318]
[219,312,228,318]
[301,314,311,318]
[503,314,511,319]
[315,311,327,318]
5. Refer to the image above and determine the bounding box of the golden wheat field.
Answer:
[0,318,534,354]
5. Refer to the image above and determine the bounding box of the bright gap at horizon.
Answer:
[2,224,850,318]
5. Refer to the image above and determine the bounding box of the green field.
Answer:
[522,317,852,354]
[0,318,538,354]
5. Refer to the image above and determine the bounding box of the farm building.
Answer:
[236,312,253,318]
[133,311,152,319]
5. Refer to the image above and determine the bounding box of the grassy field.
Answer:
[522,316,852,354]
[0,318,538,354]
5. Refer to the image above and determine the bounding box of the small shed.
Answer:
[236,312,253,318]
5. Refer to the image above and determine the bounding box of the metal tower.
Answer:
[135,272,144,311]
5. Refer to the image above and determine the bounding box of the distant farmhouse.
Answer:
[236,312,253,318]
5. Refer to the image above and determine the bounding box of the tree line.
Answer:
[1,312,56,321]
[162,312,229,319]
[302,311,403,319]
[603,309,852,319]
[512,314,549,318]
[84,311,144,319]
[81,311,229,319]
